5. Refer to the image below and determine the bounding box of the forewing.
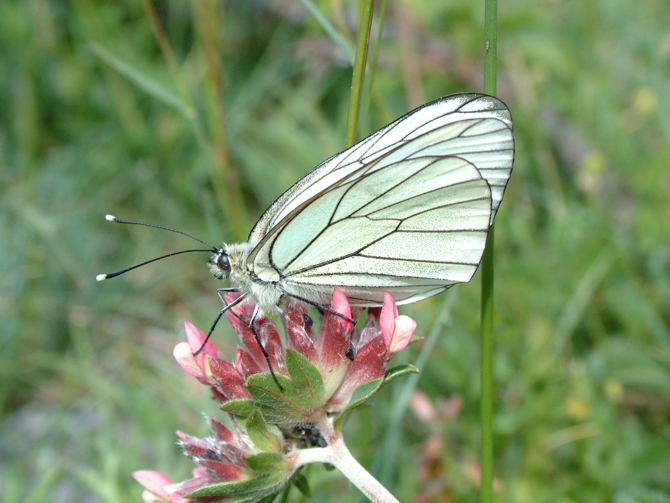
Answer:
[252,156,492,306]
[247,92,513,248]
[246,92,513,306]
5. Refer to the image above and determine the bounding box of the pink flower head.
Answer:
[173,291,417,416]
[154,291,418,500]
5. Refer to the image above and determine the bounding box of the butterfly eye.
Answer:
[208,251,232,280]
[217,253,231,275]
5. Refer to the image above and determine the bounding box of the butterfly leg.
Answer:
[194,293,247,356]
[247,305,284,391]
[216,286,240,304]
[282,292,356,360]
[282,292,356,325]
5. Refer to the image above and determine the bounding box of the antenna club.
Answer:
[106,214,116,221]
[96,274,108,281]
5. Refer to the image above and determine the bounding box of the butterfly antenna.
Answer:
[96,248,213,281]
[104,214,218,250]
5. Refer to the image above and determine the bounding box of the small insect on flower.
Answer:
[98,93,514,383]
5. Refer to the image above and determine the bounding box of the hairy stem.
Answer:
[294,422,399,503]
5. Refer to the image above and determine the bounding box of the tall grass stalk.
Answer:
[141,0,248,240]
[481,0,499,501]
[191,0,249,240]
[345,0,375,147]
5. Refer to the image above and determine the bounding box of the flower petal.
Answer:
[208,417,236,443]
[317,308,353,395]
[380,293,397,348]
[199,459,245,481]
[388,315,415,354]
[235,348,262,378]
[184,321,217,365]
[173,342,207,383]
[133,471,174,500]
[332,288,353,331]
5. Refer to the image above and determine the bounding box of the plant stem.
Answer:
[192,0,248,241]
[294,428,399,503]
[481,0,499,501]
[345,0,375,148]
[141,0,248,240]
[480,226,495,503]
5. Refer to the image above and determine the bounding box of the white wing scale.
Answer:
[245,93,514,307]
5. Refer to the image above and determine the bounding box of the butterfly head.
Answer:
[209,247,232,280]
[208,243,251,283]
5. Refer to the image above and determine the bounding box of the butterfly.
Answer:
[209,92,513,314]
[100,92,513,337]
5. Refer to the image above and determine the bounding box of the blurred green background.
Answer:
[1,0,669,502]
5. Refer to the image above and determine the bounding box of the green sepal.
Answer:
[244,452,288,472]
[333,364,419,430]
[245,410,283,453]
[221,398,256,417]
[185,471,286,499]
[285,349,324,402]
[246,351,324,424]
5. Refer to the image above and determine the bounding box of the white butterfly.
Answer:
[207,93,514,317]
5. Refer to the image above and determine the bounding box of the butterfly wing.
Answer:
[246,93,514,307]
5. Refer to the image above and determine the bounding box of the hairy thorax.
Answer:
[210,242,284,314]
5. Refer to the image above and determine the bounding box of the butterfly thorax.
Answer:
[209,242,284,313]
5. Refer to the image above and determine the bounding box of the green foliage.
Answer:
[333,364,419,431]
[245,410,284,453]
[1,0,669,502]
[244,350,325,425]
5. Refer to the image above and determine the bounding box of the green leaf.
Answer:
[221,399,256,417]
[244,452,288,472]
[246,373,297,414]
[383,364,420,384]
[246,410,283,453]
[89,42,188,115]
[291,471,312,498]
[258,494,281,503]
[285,350,324,405]
[186,472,287,499]
[333,364,420,430]
[246,364,324,424]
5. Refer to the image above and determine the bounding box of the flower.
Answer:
[132,470,186,503]
[380,292,416,355]
[173,321,218,385]
[134,290,417,502]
